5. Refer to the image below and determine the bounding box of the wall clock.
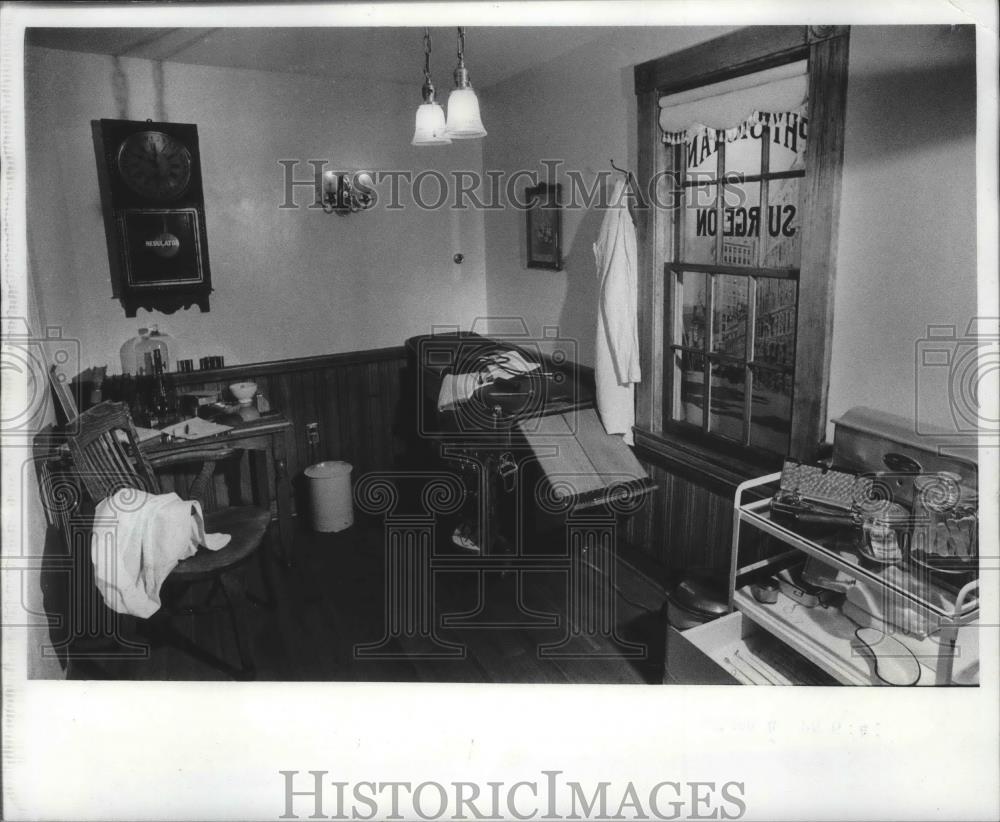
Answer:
[116,130,193,201]
[93,118,212,316]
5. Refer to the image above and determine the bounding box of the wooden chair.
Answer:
[65,401,271,679]
[48,363,79,424]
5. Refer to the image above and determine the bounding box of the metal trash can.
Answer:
[665,575,728,630]
[304,461,354,532]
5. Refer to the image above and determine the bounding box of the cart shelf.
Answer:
[723,472,979,686]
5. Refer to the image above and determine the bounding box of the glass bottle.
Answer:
[136,324,172,374]
[119,327,149,375]
[149,348,178,428]
[149,325,175,372]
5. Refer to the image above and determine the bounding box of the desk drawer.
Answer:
[666,611,836,685]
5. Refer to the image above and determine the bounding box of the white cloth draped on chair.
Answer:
[91,489,230,618]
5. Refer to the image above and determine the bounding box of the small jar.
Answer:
[861,502,910,563]
[912,473,977,560]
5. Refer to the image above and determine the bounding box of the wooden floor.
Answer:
[52,516,670,684]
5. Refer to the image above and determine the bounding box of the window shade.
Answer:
[659,60,808,144]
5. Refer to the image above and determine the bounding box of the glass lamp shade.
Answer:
[445,87,487,139]
[412,102,452,145]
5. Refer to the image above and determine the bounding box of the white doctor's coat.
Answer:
[593,178,641,445]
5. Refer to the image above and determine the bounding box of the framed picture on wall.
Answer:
[525,183,562,270]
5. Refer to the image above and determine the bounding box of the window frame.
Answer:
[633,26,850,474]
[666,114,804,460]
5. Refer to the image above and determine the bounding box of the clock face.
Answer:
[116,130,193,201]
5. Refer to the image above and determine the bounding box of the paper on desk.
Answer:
[132,426,163,443]
[159,417,233,440]
[436,351,542,412]
[479,350,540,382]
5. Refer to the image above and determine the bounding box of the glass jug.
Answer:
[119,327,149,375]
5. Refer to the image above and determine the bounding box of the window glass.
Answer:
[721,181,761,267]
[712,275,748,358]
[754,279,797,368]
[724,129,762,177]
[685,129,718,177]
[708,361,745,442]
[682,183,718,264]
[679,270,708,349]
[767,112,808,173]
[750,367,793,452]
[763,177,801,268]
[679,350,706,428]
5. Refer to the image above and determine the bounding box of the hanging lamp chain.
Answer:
[453,26,471,89]
[423,28,432,81]
[421,27,437,103]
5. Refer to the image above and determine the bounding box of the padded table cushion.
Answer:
[517,408,653,508]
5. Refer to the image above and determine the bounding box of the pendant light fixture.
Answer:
[445,27,487,139]
[412,28,451,146]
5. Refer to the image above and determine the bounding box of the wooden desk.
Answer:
[141,414,295,566]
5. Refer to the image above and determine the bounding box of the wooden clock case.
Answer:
[92,118,213,317]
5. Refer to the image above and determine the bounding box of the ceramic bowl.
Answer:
[229,381,258,405]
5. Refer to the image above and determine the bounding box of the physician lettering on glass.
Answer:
[694,203,797,240]
[117,209,206,287]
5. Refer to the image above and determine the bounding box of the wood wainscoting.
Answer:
[624,445,776,581]
[623,458,735,580]
[170,346,408,499]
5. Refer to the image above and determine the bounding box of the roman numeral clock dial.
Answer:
[116,130,192,201]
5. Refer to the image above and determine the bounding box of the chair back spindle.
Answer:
[66,402,160,503]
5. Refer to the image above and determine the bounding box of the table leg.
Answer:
[273,430,294,567]
[481,452,497,556]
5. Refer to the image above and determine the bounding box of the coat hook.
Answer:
[610,158,637,185]
[609,159,638,224]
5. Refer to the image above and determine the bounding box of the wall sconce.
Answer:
[321,170,376,215]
